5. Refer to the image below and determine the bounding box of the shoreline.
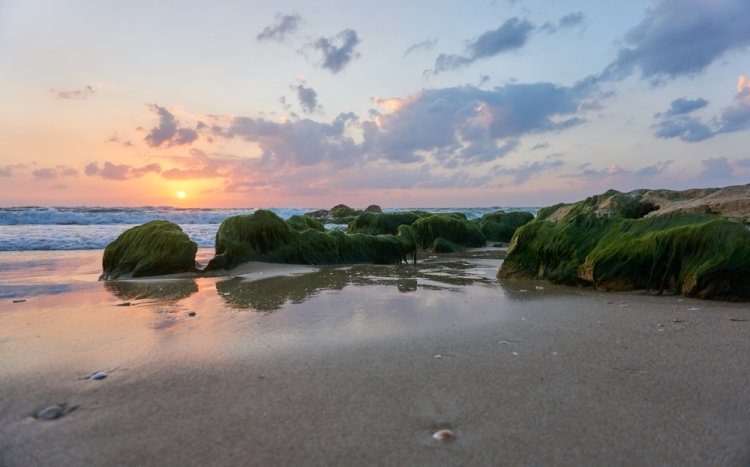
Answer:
[1,249,749,465]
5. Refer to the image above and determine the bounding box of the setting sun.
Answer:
[177,191,186,199]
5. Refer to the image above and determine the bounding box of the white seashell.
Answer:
[432,429,455,441]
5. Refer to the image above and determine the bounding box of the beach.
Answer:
[1,248,749,466]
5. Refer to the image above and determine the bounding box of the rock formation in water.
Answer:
[205,210,417,270]
[499,185,750,300]
[100,220,198,280]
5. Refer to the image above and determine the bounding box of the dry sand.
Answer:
[1,249,749,466]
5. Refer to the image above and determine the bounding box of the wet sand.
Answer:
[1,249,749,466]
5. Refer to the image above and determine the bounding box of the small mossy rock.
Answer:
[206,210,417,269]
[500,188,750,301]
[347,211,421,236]
[207,210,296,270]
[304,209,329,220]
[287,215,325,232]
[478,211,534,242]
[364,205,383,213]
[412,214,485,249]
[331,204,360,219]
[101,220,197,280]
[432,237,460,253]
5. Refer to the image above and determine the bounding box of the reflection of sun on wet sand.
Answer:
[1,248,750,466]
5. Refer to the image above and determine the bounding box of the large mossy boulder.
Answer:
[478,210,534,242]
[499,187,750,300]
[100,220,198,280]
[206,210,417,270]
[412,214,486,249]
[347,211,423,236]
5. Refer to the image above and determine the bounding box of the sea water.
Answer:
[0,206,538,251]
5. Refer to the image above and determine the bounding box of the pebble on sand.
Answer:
[36,403,76,421]
[12,299,27,303]
[117,301,131,307]
[432,429,455,441]
[37,405,64,420]
[89,371,107,380]
[188,311,196,317]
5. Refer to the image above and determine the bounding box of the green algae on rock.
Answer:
[412,214,486,249]
[499,187,750,300]
[347,211,423,236]
[286,215,325,232]
[477,211,534,243]
[100,220,198,280]
[206,210,417,270]
[431,237,461,253]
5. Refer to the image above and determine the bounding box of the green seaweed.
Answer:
[347,211,422,235]
[412,214,485,249]
[286,215,325,232]
[478,210,534,242]
[432,237,461,253]
[100,220,198,280]
[206,210,417,269]
[500,189,750,300]
[582,214,750,299]
[331,204,360,219]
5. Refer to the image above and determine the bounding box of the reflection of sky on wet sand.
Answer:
[0,248,591,374]
[214,255,502,312]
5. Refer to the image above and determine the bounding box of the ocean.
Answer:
[0,206,539,251]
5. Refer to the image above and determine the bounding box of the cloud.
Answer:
[85,161,161,180]
[257,13,302,42]
[559,12,586,29]
[32,165,78,179]
[434,18,534,73]
[50,85,95,100]
[313,29,361,73]
[699,157,734,179]
[540,11,586,33]
[144,104,198,147]
[531,142,550,150]
[403,38,438,57]
[735,157,750,168]
[160,149,235,180]
[656,97,709,117]
[653,115,714,142]
[633,160,673,176]
[217,112,361,169]
[292,80,320,114]
[654,76,750,142]
[492,159,564,184]
[363,82,590,165]
[0,164,25,177]
[105,134,134,147]
[601,0,750,81]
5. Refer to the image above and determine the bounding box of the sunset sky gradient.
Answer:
[1,0,749,208]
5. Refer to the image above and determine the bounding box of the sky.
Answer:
[1,0,749,208]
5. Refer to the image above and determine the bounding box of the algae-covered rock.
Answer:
[478,210,534,243]
[100,220,198,280]
[364,204,383,213]
[412,214,485,249]
[206,210,417,269]
[347,211,422,236]
[287,215,325,232]
[499,186,750,300]
[432,237,461,253]
[331,204,359,219]
[580,213,750,299]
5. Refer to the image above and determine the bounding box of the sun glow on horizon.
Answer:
[177,191,186,199]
